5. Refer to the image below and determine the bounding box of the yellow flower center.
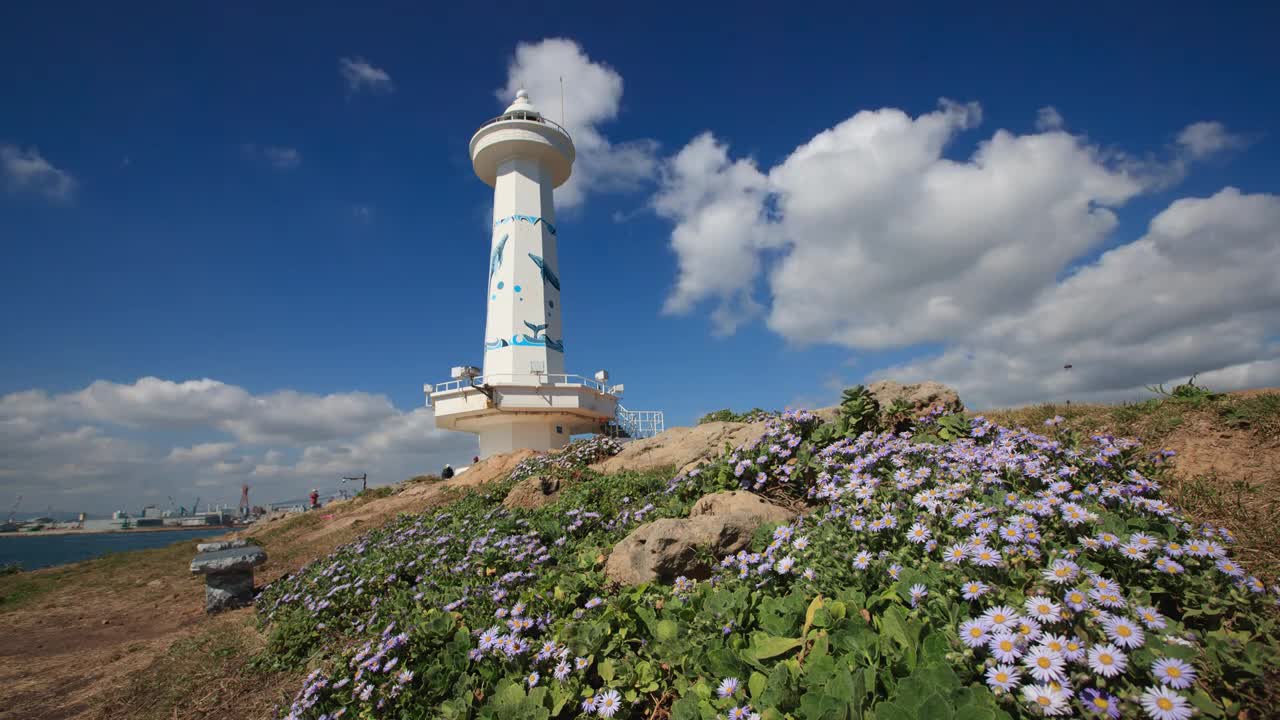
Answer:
[1157,698,1173,711]
[993,614,1006,623]
[1093,698,1109,710]
[1037,696,1051,707]
[996,672,1008,682]
[1070,593,1083,603]
[1056,568,1069,577]
[1167,666,1181,677]
[1047,642,1061,651]
[970,627,983,638]
[1068,643,1080,652]
[1000,641,1013,652]
[1038,657,1051,669]
[1038,604,1050,614]
[1100,654,1113,665]
[1117,626,1131,637]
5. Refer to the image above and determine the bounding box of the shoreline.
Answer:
[0,525,240,538]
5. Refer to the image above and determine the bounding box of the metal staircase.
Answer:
[606,404,665,440]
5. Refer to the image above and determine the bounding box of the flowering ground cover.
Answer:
[258,396,1280,719]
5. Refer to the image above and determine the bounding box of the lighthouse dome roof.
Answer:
[503,88,541,117]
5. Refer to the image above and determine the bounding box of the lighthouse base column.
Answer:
[429,382,619,459]
[479,421,571,457]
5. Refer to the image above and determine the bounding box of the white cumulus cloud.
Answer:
[498,38,659,209]
[654,101,1272,407]
[1,143,76,201]
[876,187,1280,408]
[1176,121,1246,159]
[339,56,394,95]
[0,378,477,512]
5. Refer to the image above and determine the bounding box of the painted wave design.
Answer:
[484,338,509,351]
[493,214,556,236]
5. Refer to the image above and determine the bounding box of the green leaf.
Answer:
[761,662,795,709]
[952,707,995,720]
[916,693,953,720]
[656,619,679,642]
[828,600,847,622]
[748,671,767,700]
[598,659,616,682]
[748,632,805,661]
[874,702,912,720]
[671,697,700,720]
[803,594,825,634]
[1189,689,1223,718]
[706,648,743,678]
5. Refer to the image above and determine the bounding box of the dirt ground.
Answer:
[0,450,533,720]
[1,393,1275,720]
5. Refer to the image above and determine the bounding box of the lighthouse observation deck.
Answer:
[469,90,575,188]
[475,110,571,143]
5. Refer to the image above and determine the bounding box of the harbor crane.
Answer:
[6,495,20,524]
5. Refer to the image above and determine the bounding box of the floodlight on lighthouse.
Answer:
[451,366,481,381]
[594,370,610,384]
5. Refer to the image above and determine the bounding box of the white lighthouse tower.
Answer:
[427,89,659,458]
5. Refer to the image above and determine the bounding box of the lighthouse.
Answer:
[427,89,660,458]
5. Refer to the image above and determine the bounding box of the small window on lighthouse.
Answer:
[555,426,563,434]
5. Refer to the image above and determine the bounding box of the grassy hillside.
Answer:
[2,388,1277,720]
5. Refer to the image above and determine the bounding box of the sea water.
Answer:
[0,529,231,571]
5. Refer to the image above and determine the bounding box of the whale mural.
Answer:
[527,253,561,292]
[488,234,508,288]
[484,338,509,351]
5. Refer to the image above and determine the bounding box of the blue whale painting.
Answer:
[488,234,508,287]
[527,253,561,292]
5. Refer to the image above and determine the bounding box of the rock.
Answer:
[146,579,163,589]
[189,546,267,575]
[191,544,267,614]
[592,421,770,475]
[812,406,842,425]
[196,539,247,553]
[867,380,963,417]
[204,572,256,613]
[604,492,795,586]
[690,491,795,525]
[502,475,563,510]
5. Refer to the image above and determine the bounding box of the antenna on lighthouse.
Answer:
[560,76,565,126]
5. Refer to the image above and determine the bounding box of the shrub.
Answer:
[699,409,777,425]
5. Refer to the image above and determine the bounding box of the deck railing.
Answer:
[475,112,572,142]
[430,373,610,395]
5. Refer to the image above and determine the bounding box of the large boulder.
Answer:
[591,421,769,476]
[502,475,563,510]
[690,491,794,525]
[867,380,963,417]
[604,492,795,586]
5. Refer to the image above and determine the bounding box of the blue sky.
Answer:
[3,2,1279,512]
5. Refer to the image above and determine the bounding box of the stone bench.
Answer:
[190,539,267,613]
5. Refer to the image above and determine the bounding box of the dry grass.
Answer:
[91,612,300,720]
